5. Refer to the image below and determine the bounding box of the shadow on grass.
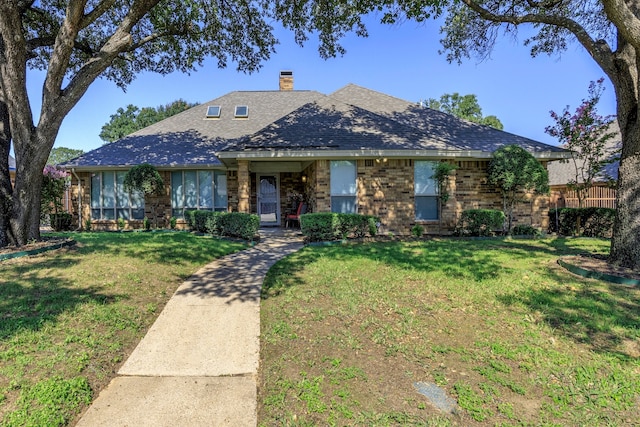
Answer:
[500,275,640,360]
[0,256,121,341]
[66,231,245,266]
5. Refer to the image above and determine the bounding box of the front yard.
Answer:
[0,232,245,426]
[259,238,640,426]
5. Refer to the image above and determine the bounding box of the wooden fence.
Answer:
[550,184,617,209]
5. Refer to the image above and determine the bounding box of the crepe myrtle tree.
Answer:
[546,79,618,209]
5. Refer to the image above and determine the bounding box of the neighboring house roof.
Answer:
[547,122,621,186]
[64,84,568,170]
[9,155,16,171]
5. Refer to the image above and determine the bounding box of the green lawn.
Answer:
[259,238,640,426]
[0,231,245,426]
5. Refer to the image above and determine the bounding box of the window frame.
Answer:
[90,171,145,220]
[414,161,439,221]
[330,160,357,214]
[234,105,249,118]
[206,105,221,118]
[171,170,228,218]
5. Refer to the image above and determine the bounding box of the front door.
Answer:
[257,174,280,225]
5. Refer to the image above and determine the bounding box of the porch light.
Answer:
[301,175,307,183]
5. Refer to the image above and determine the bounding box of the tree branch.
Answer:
[602,0,640,52]
[81,0,118,29]
[460,0,617,83]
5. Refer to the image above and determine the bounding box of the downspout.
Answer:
[71,168,83,231]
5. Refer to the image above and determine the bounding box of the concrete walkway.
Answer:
[75,229,304,427]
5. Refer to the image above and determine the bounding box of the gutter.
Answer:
[71,168,82,231]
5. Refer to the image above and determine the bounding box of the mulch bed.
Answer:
[560,254,640,282]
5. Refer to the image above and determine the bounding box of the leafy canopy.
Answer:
[488,145,549,231]
[488,145,549,195]
[426,93,504,130]
[100,99,198,143]
[47,147,84,166]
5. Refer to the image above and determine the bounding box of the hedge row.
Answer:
[548,207,615,238]
[453,209,505,237]
[300,213,379,242]
[185,210,260,241]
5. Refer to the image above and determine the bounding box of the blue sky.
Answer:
[27,16,617,153]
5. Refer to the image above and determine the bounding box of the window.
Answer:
[414,161,438,220]
[330,160,357,213]
[171,170,227,218]
[206,105,221,118]
[91,171,144,220]
[234,105,248,118]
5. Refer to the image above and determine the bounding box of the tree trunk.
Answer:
[607,45,640,268]
[609,112,640,268]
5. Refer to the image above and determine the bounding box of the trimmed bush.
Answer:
[219,212,260,240]
[548,207,615,237]
[300,213,379,242]
[511,224,541,237]
[50,212,72,231]
[185,210,259,240]
[454,209,505,237]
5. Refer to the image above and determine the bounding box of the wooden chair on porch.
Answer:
[285,203,307,228]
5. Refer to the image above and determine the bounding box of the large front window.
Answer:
[415,161,439,220]
[91,171,144,220]
[330,160,357,213]
[171,170,227,217]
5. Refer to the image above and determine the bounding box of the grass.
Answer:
[0,231,245,426]
[259,237,640,426]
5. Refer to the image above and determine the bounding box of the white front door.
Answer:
[257,174,280,225]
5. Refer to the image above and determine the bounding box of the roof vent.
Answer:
[279,70,293,91]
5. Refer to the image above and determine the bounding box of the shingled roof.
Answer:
[64,84,567,169]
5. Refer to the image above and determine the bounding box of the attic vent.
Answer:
[365,159,374,167]
[234,105,248,118]
[206,105,221,118]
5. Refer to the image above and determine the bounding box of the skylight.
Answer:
[234,105,248,118]
[206,105,221,118]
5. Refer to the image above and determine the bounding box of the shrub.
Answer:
[454,209,505,237]
[411,224,424,237]
[511,224,541,237]
[143,217,151,230]
[117,218,125,230]
[218,212,260,240]
[192,210,211,233]
[184,210,258,240]
[300,213,379,242]
[548,207,615,237]
[169,216,177,229]
[50,212,72,231]
[84,218,92,232]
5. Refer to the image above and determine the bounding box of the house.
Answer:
[63,72,568,233]
[547,123,620,209]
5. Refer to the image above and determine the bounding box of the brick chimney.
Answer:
[279,70,293,91]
